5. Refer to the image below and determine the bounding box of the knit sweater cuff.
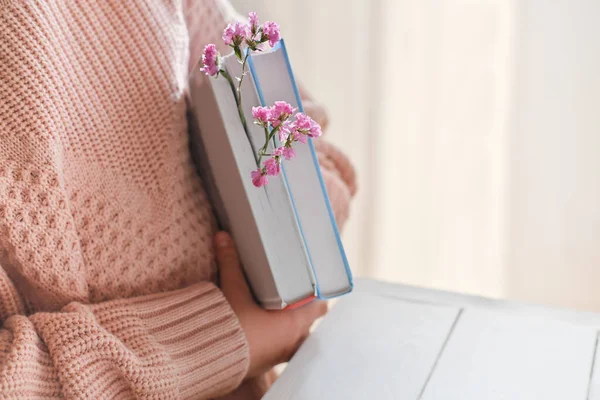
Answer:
[89,283,250,398]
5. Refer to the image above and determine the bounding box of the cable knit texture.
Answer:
[0,0,355,398]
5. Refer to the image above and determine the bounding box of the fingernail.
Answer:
[215,232,230,248]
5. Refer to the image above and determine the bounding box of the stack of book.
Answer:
[188,40,352,309]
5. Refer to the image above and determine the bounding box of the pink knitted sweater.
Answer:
[0,0,356,399]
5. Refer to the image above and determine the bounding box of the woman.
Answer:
[0,0,356,398]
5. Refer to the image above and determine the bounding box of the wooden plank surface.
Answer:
[421,308,597,400]
[264,291,460,400]
[358,279,600,328]
[587,333,600,400]
[265,279,600,399]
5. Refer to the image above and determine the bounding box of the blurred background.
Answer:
[230,0,600,311]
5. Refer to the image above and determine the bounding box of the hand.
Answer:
[214,231,328,378]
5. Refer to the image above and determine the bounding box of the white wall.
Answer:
[369,0,514,298]
[507,0,600,310]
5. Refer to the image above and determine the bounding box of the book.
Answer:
[188,40,352,309]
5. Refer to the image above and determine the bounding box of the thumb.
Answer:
[214,231,252,303]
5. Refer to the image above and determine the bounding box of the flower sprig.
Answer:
[200,12,321,188]
[250,102,322,187]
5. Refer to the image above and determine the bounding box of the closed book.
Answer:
[188,40,352,309]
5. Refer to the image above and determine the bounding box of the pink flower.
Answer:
[199,44,219,76]
[245,13,264,51]
[269,101,295,126]
[248,12,260,34]
[293,129,308,144]
[262,21,281,47]
[281,146,296,160]
[263,157,281,176]
[251,168,268,187]
[293,112,312,130]
[278,120,292,142]
[252,106,270,125]
[273,147,284,157]
[223,22,248,46]
[272,101,294,119]
[291,112,322,138]
[308,120,322,138]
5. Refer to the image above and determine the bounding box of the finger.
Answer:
[281,326,313,364]
[294,331,310,352]
[214,231,253,302]
[304,299,328,318]
[279,333,308,365]
[293,299,328,330]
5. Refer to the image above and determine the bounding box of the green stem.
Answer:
[257,124,281,164]
[233,51,263,165]
[236,52,250,109]
[222,64,263,165]
[226,41,281,168]
[257,126,270,164]
[220,69,248,135]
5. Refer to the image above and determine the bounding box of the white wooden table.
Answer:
[264,279,600,399]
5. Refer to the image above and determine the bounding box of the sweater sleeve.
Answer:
[0,1,250,398]
[0,273,249,399]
